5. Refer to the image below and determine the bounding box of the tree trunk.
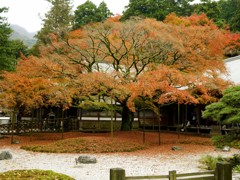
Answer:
[121,104,134,131]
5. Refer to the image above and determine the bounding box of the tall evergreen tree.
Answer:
[35,0,73,45]
[96,1,113,22]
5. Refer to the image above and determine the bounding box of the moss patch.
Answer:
[0,169,74,180]
[21,136,147,153]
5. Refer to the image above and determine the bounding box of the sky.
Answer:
[1,0,204,33]
[1,0,129,32]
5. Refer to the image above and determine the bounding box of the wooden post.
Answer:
[215,162,232,180]
[110,95,114,138]
[178,103,180,139]
[158,115,161,145]
[61,110,64,139]
[110,168,125,180]
[169,170,176,180]
[30,109,34,142]
[143,110,146,144]
[11,111,14,144]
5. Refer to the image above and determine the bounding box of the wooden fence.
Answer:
[110,162,232,180]
[0,118,71,134]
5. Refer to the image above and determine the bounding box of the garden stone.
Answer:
[75,155,97,164]
[171,146,182,151]
[12,140,20,144]
[222,146,231,152]
[0,151,12,160]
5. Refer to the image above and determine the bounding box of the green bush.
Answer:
[199,154,240,171]
[212,134,240,149]
[199,155,225,170]
[233,165,240,172]
[227,154,240,167]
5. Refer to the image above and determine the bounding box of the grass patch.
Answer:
[199,154,240,172]
[199,155,225,170]
[0,169,74,180]
[21,136,147,153]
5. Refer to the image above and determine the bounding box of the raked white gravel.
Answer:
[0,146,240,180]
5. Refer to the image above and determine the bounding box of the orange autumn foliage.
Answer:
[128,65,197,112]
[164,13,218,29]
[0,56,75,113]
[0,17,231,127]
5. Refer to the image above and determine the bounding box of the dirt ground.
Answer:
[0,131,216,156]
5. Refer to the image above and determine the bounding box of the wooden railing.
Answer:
[110,162,232,180]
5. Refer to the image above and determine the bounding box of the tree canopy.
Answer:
[73,0,112,29]
[121,0,194,21]
[121,0,240,32]
[0,14,231,130]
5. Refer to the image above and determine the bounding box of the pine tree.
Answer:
[35,0,73,44]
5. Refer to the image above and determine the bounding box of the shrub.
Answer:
[233,165,240,172]
[199,155,225,170]
[211,134,235,148]
[199,154,240,171]
[227,154,240,167]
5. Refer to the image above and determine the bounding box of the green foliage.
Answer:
[0,169,74,180]
[227,154,240,167]
[212,134,240,149]
[199,153,240,172]
[79,100,114,111]
[218,0,240,32]
[211,134,235,148]
[35,0,73,44]
[233,165,240,172]
[121,0,194,21]
[199,154,240,172]
[202,86,240,124]
[0,7,27,72]
[199,155,225,170]
[73,0,112,29]
[194,0,221,21]
[121,0,240,31]
[96,1,113,21]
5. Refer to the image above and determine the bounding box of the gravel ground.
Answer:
[0,146,240,180]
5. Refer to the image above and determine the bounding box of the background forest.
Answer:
[0,0,240,130]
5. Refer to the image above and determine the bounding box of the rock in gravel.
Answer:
[12,139,20,144]
[75,155,97,164]
[0,151,12,160]
[171,146,182,151]
[222,146,231,152]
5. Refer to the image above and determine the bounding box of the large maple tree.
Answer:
[0,15,230,130]
[38,15,228,130]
